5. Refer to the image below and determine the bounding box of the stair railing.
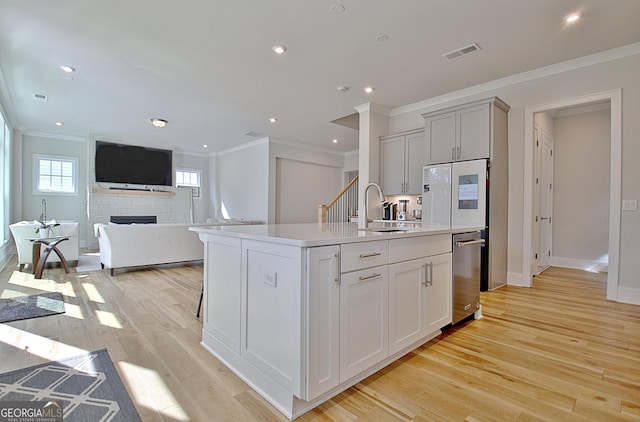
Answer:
[318,176,359,224]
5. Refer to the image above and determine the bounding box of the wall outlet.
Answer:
[263,269,277,287]
[622,199,638,212]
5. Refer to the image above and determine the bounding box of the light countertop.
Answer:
[190,222,483,247]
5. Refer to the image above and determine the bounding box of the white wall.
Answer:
[215,139,270,223]
[268,139,345,224]
[553,109,610,263]
[173,152,210,223]
[386,51,640,300]
[212,137,346,224]
[275,157,342,223]
[20,133,88,244]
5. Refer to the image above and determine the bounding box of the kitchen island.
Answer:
[190,222,481,419]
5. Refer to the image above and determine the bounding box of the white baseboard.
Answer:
[617,286,640,306]
[507,271,526,287]
[550,256,607,272]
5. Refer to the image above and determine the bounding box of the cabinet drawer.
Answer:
[341,240,388,273]
[389,234,451,263]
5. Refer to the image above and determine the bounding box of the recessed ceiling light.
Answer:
[364,86,375,94]
[269,117,278,123]
[59,65,76,73]
[203,144,208,148]
[564,13,581,23]
[150,118,168,128]
[376,34,389,42]
[272,45,287,54]
[55,122,64,126]
[332,139,339,144]
[336,86,349,93]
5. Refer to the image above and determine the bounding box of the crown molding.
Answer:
[215,136,269,156]
[269,137,349,157]
[391,41,640,117]
[23,130,86,143]
[354,102,391,116]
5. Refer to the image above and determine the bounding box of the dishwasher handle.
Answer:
[455,239,486,248]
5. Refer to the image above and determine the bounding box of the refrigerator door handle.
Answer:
[456,239,486,248]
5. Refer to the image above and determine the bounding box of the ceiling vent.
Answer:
[33,93,48,102]
[243,131,262,137]
[442,43,481,61]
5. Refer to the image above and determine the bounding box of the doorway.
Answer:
[522,90,622,301]
[533,105,611,277]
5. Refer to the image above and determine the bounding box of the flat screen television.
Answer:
[95,141,173,186]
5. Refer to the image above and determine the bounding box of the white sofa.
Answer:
[94,222,213,275]
[9,221,80,271]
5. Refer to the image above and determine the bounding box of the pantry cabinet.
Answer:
[380,129,425,194]
[423,97,509,165]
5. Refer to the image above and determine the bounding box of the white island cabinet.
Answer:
[192,223,476,420]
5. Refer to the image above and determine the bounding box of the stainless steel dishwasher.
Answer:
[452,232,484,324]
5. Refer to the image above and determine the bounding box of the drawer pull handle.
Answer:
[359,273,382,281]
[359,252,382,258]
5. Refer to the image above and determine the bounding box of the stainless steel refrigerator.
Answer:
[422,158,507,291]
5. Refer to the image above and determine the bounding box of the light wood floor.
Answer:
[1,259,639,421]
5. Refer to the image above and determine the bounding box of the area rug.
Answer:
[0,349,141,422]
[0,291,65,323]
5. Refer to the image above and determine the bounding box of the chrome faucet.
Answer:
[363,182,385,228]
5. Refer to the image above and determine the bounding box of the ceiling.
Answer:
[0,1,639,154]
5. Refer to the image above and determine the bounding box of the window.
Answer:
[176,168,201,198]
[34,155,78,195]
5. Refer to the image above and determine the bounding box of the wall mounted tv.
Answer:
[95,141,173,186]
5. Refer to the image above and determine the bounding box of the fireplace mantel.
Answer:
[91,188,175,197]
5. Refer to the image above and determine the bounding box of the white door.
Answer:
[532,126,541,274]
[451,159,487,228]
[538,129,554,270]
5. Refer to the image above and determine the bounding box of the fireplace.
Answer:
[110,215,157,225]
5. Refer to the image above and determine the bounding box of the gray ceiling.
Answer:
[1,0,639,154]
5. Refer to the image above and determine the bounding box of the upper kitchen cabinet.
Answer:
[380,129,425,195]
[423,97,510,165]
